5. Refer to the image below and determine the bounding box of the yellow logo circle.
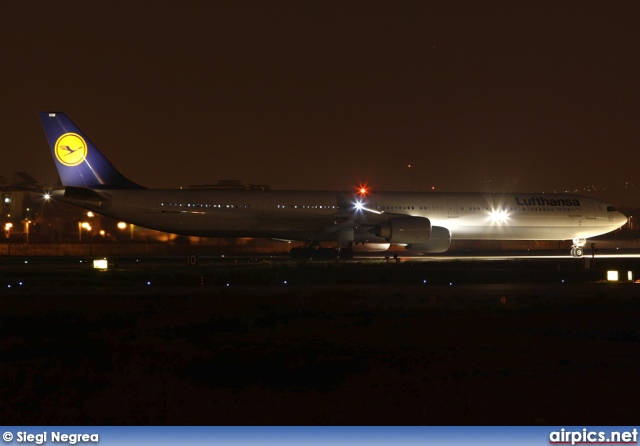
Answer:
[55,133,87,166]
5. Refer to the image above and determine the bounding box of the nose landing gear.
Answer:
[570,238,586,257]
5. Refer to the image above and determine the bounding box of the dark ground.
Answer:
[1,256,640,425]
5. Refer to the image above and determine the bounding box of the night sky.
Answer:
[2,1,640,205]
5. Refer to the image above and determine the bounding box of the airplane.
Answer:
[39,112,628,259]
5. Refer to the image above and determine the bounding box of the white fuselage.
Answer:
[53,189,627,245]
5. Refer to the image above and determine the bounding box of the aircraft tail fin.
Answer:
[39,112,144,189]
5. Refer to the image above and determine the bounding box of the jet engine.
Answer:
[352,243,392,252]
[406,226,451,253]
[371,216,431,244]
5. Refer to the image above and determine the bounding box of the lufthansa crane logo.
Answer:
[55,133,87,166]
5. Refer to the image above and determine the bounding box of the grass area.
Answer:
[1,279,640,424]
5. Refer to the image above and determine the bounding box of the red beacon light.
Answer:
[357,184,369,196]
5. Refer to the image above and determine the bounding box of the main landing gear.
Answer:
[570,238,586,257]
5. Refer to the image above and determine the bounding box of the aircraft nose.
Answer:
[614,211,628,227]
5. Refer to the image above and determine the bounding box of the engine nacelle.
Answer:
[406,226,451,253]
[372,216,431,244]
[352,243,391,252]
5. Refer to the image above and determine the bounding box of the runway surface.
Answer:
[1,254,639,424]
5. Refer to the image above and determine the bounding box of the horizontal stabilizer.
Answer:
[64,186,112,203]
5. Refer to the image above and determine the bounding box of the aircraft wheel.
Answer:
[574,247,583,257]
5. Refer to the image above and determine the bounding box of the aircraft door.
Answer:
[447,199,458,218]
[147,192,158,213]
[586,201,596,219]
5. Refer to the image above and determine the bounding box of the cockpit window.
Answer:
[607,206,616,212]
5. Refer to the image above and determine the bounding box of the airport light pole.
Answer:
[81,222,93,255]
[23,219,30,243]
[117,221,134,241]
[42,193,51,241]
[86,212,95,255]
[5,222,12,256]
[117,221,126,239]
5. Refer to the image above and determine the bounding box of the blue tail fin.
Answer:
[39,112,144,189]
